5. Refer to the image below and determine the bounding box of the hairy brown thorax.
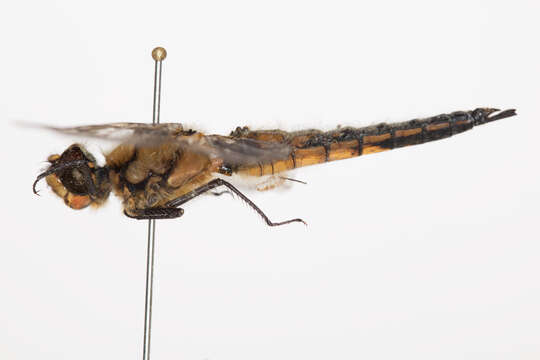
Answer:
[105,142,218,216]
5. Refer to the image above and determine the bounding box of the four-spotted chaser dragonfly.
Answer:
[33,108,516,226]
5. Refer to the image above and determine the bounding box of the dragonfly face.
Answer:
[36,144,111,210]
[33,108,516,226]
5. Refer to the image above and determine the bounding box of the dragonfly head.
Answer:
[34,144,111,210]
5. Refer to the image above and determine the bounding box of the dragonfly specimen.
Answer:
[33,107,516,226]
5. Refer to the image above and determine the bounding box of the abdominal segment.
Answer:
[231,109,485,177]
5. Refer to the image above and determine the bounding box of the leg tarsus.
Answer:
[124,207,184,220]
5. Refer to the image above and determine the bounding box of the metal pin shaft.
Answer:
[143,46,167,360]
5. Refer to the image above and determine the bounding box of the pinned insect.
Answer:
[33,108,516,226]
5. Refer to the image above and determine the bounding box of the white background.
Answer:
[1,1,539,359]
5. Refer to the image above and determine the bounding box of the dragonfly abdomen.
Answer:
[234,108,516,177]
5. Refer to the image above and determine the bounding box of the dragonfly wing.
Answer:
[30,122,292,166]
[202,135,292,166]
[31,122,185,146]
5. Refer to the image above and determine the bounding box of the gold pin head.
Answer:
[151,47,167,61]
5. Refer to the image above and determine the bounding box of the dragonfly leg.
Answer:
[124,207,184,220]
[166,179,306,227]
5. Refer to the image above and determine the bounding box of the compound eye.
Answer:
[72,168,85,183]
[58,165,93,195]
[71,168,89,192]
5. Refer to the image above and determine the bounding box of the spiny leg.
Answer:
[124,207,184,220]
[166,179,306,227]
